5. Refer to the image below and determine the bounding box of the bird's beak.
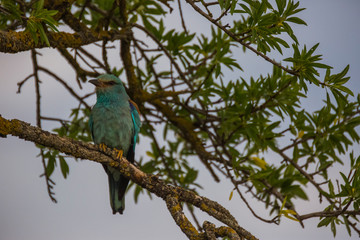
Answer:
[89,79,101,87]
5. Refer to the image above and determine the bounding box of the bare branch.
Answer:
[31,49,57,203]
[38,66,91,109]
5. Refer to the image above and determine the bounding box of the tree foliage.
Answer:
[1,0,360,238]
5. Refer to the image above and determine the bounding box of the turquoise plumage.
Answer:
[89,74,141,214]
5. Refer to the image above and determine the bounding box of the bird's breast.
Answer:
[91,103,134,154]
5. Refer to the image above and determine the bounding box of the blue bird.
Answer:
[89,74,141,214]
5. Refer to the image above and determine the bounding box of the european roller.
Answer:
[89,74,141,214]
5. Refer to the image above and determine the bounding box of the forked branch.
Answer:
[0,115,258,240]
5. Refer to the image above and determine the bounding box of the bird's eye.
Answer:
[106,81,117,85]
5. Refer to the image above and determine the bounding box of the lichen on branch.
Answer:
[0,29,126,53]
[0,114,258,240]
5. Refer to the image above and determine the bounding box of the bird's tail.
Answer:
[106,167,130,215]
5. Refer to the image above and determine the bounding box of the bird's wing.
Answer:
[129,99,141,146]
[89,112,95,140]
[127,99,141,163]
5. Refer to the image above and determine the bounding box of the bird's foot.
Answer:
[98,144,123,160]
[114,148,123,160]
[99,143,108,152]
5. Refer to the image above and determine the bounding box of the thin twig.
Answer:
[31,50,57,203]
[185,0,298,76]
[177,0,188,33]
[17,73,34,93]
[133,23,193,90]
[38,67,91,110]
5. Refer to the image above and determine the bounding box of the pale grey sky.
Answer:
[1,1,360,240]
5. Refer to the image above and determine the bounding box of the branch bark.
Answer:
[0,29,126,53]
[0,115,258,240]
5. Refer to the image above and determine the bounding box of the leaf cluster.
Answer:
[25,0,59,46]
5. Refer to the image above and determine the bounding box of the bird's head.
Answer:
[89,74,128,101]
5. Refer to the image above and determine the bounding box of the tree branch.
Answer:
[184,0,298,76]
[0,29,127,53]
[299,209,360,221]
[166,195,201,239]
[0,115,258,240]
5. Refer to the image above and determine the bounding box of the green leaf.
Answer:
[333,85,353,96]
[331,219,337,237]
[184,168,198,183]
[134,185,143,203]
[343,216,352,236]
[328,181,335,196]
[35,0,45,12]
[286,17,307,25]
[45,155,56,177]
[229,189,234,200]
[318,217,332,227]
[38,24,50,46]
[59,156,69,179]
[275,0,286,14]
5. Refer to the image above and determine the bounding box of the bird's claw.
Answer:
[99,143,108,152]
[98,144,123,160]
[115,149,123,160]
